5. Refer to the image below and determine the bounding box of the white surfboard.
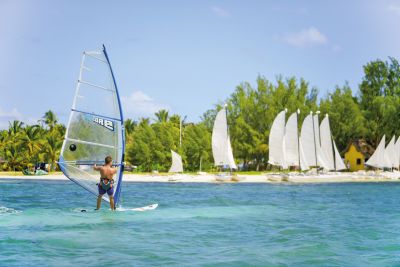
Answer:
[117,203,158,212]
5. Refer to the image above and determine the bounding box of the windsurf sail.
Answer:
[58,45,125,206]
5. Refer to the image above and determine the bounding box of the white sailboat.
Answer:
[320,114,346,171]
[395,137,400,170]
[313,114,330,170]
[384,135,396,169]
[212,105,237,181]
[365,135,386,169]
[300,113,317,168]
[169,150,183,173]
[268,110,287,169]
[284,112,299,167]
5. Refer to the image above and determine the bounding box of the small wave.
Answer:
[0,206,22,214]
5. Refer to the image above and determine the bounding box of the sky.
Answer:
[1,0,400,128]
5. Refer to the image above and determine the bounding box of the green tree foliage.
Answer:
[0,112,64,172]
[182,123,212,171]
[2,57,400,172]
[359,58,400,145]
[319,84,366,151]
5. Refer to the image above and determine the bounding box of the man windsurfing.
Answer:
[94,156,117,210]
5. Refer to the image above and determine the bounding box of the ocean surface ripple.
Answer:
[2,179,400,266]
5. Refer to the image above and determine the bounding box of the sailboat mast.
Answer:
[297,109,301,171]
[311,111,318,167]
[180,117,182,148]
[327,113,337,170]
[225,105,231,173]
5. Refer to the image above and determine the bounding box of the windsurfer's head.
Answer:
[105,156,112,165]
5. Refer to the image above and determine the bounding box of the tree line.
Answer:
[1,57,400,172]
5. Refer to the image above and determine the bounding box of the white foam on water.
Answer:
[0,206,22,215]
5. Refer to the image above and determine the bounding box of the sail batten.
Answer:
[59,45,125,207]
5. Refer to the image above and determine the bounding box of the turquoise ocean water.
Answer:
[2,179,400,266]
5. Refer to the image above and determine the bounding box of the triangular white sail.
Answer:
[313,114,329,170]
[300,114,316,167]
[333,140,346,170]
[268,110,287,168]
[58,45,125,206]
[320,115,335,170]
[212,107,237,169]
[395,137,400,169]
[384,135,396,168]
[284,112,299,167]
[299,137,309,171]
[366,135,386,169]
[169,150,183,173]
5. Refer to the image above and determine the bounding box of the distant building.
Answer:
[344,139,374,171]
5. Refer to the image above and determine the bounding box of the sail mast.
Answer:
[103,45,125,207]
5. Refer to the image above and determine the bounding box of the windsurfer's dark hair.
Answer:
[105,156,112,165]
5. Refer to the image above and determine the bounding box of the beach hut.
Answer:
[344,139,374,171]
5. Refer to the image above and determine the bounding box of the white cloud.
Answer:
[211,6,231,18]
[121,91,169,119]
[281,27,328,48]
[388,5,400,16]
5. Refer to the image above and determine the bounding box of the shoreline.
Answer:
[1,171,400,183]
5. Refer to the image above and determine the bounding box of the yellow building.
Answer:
[344,139,374,171]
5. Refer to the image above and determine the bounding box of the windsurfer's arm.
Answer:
[93,164,102,171]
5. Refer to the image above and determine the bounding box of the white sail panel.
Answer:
[300,114,316,167]
[320,115,335,170]
[395,137,400,169]
[366,135,386,169]
[212,107,237,169]
[284,112,299,167]
[299,137,309,171]
[59,46,124,205]
[333,140,346,170]
[313,115,330,170]
[384,135,396,168]
[227,137,237,169]
[268,110,286,168]
[169,150,183,173]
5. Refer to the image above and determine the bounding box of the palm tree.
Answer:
[41,110,58,130]
[43,134,63,172]
[5,144,24,171]
[124,119,137,136]
[139,117,150,126]
[20,125,42,164]
[154,109,169,123]
[8,120,24,137]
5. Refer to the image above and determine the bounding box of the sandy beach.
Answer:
[1,171,400,183]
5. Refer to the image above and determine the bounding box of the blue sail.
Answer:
[59,45,125,207]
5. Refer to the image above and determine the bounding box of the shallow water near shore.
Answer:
[2,179,400,266]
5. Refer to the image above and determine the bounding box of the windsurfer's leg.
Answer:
[96,194,103,210]
[109,196,115,210]
[107,187,115,210]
